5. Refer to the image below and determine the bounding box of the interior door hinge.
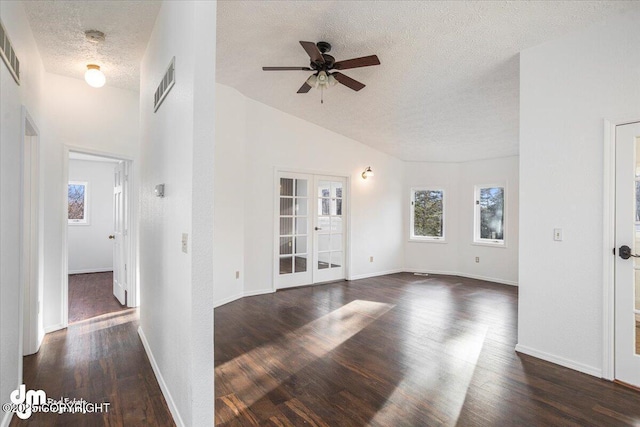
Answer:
[613,247,616,255]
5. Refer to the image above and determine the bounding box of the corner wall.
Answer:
[403,156,519,285]
[518,10,640,375]
[138,1,215,425]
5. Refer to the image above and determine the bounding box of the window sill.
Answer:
[472,241,506,248]
[409,238,447,244]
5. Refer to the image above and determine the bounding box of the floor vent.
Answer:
[0,20,20,85]
[153,57,175,112]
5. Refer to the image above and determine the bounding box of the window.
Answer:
[474,185,505,245]
[68,181,89,225]
[410,188,444,241]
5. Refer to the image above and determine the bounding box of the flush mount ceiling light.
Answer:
[85,64,105,88]
[362,166,374,179]
[84,30,106,88]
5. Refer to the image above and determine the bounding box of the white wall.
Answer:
[0,1,46,424]
[404,157,519,285]
[518,10,640,376]
[138,1,215,426]
[67,160,115,274]
[214,84,405,306]
[42,73,139,331]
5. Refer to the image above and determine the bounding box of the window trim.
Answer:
[473,183,506,247]
[409,187,446,243]
[68,181,89,225]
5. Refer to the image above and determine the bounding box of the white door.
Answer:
[275,173,312,289]
[112,161,126,305]
[614,121,640,388]
[313,176,346,283]
[275,173,347,289]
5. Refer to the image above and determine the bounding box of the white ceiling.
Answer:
[23,0,161,91]
[217,1,640,162]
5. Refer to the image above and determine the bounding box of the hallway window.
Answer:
[68,181,89,224]
[410,188,445,241]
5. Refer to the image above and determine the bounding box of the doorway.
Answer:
[275,171,348,289]
[64,150,137,325]
[613,121,640,388]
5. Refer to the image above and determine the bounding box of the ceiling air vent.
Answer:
[154,57,175,112]
[0,19,20,85]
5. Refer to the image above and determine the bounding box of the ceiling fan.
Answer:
[263,41,380,102]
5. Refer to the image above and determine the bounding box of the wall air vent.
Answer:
[0,19,20,85]
[153,57,175,113]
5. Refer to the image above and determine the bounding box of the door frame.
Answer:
[602,118,640,380]
[60,145,138,328]
[19,107,43,364]
[272,167,352,291]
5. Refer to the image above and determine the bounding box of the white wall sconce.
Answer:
[85,64,106,88]
[361,166,374,179]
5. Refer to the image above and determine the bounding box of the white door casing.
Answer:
[614,121,640,387]
[113,161,126,305]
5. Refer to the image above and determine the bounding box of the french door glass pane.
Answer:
[332,182,343,198]
[296,217,307,235]
[318,234,330,252]
[318,252,330,269]
[280,237,292,255]
[280,178,293,196]
[318,181,330,197]
[279,257,292,274]
[295,236,307,254]
[331,234,342,251]
[296,180,308,197]
[318,217,330,230]
[331,252,342,268]
[294,255,307,272]
[280,217,293,235]
[320,198,330,215]
[280,198,293,215]
[332,217,343,233]
[296,198,308,215]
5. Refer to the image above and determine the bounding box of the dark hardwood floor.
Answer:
[10,308,174,425]
[68,272,129,323]
[215,273,640,426]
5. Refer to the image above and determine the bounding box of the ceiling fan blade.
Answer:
[262,66,312,71]
[333,72,366,91]
[299,41,325,64]
[297,81,312,93]
[333,55,380,70]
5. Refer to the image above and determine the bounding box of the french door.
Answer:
[275,172,347,289]
[614,121,640,388]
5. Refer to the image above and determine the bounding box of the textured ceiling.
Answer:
[217,1,640,162]
[23,0,161,91]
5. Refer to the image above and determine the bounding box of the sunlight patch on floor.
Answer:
[215,300,394,422]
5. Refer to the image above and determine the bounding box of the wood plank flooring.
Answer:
[215,273,640,426]
[10,311,173,425]
[68,272,128,323]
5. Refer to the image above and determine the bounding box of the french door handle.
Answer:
[618,245,640,259]
[108,235,115,240]
[315,227,322,231]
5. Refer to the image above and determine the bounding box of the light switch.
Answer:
[182,233,188,253]
[554,228,562,241]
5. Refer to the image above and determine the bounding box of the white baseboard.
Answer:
[44,323,65,334]
[348,269,404,281]
[404,268,518,287]
[68,268,113,275]
[243,288,275,298]
[214,292,244,308]
[515,344,602,378]
[138,327,184,427]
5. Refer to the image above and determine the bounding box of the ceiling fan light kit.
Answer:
[263,41,380,103]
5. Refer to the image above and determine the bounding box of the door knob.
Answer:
[108,235,115,240]
[315,227,322,231]
[618,245,640,259]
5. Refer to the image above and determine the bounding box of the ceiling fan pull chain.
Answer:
[321,86,324,104]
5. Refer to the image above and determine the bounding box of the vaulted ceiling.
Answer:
[216,1,640,162]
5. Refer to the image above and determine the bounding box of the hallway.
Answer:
[10,309,174,426]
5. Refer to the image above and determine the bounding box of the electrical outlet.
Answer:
[475,257,480,263]
[369,256,374,263]
[235,271,240,279]
[553,228,563,241]
[182,233,188,254]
